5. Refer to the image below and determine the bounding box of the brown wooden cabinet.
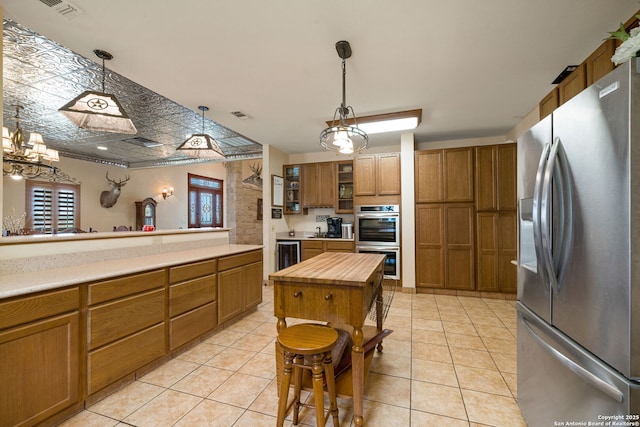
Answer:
[336,161,354,213]
[302,161,336,208]
[169,259,217,351]
[0,287,80,427]
[284,164,304,215]
[415,147,474,203]
[416,204,475,291]
[86,270,166,395]
[474,143,517,293]
[301,239,355,261]
[354,153,401,202]
[586,39,616,86]
[217,250,263,324]
[539,88,559,120]
[476,212,517,293]
[559,63,586,105]
[475,143,517,212]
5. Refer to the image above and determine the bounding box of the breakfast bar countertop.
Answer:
[0,244,262,300]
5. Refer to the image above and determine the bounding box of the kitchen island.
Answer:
[0,227,264,427]
[270,252,387,427]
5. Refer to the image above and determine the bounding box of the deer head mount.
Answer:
[100,172,130,208]
[242,162,263,189]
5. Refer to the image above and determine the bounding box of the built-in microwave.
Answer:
[355,205,400,247]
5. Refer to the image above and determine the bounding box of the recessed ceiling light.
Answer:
[97,146,108,151]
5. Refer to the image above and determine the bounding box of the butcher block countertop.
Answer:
[269,252,385,286]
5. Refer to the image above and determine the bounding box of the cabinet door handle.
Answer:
[324,292,333,301]
[293,291,302,298]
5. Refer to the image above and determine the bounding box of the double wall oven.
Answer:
[355,205,400,280]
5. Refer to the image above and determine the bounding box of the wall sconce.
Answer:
[161,187,174,200]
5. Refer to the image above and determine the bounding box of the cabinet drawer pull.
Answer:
[293,291,302,298]
[324,292,333,301]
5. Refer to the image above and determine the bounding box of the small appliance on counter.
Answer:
[341,222,353,239]
[326,217,343,238]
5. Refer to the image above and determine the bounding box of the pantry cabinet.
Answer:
[475,144,517,212]
[476,212,517,293]
[416,204,475,290]
[415,148,474,203]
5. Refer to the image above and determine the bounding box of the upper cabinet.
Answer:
[586,39,616,86]
[284,164,305,215]
[558,63,586,106]
[415,147,474,203]
[354,153,401,204]
[302,161,335,208]
[475,144,517,211]
[539,88,559,120]
[336,161,354,213]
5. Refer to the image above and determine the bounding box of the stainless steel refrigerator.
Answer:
[517,58,640,425]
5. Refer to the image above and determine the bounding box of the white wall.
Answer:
[2,156,227,232]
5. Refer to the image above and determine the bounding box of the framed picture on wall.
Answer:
[272,175,284,207]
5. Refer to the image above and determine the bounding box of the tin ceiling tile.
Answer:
[2,19,262,167]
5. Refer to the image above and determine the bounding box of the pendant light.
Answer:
[319,40,368,155]
[59,49,137,134]
[2,105,76,182]
[176,106,225,158]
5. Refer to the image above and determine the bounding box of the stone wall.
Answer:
[226,160,263,245]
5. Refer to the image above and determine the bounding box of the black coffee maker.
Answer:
[326,217,343,238]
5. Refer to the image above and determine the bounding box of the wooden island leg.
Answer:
[352,326,365,427]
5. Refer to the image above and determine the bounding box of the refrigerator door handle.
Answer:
[540,142,558,293]
[553,138,574,291]
[540,138,574,294]
[520,313,624,403]
[533,142,552,292]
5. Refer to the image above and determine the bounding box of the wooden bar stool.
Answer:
[276,323,340,427]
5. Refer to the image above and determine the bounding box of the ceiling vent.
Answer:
[38,0,84,19]
[231,111,250,120]
[123,137,163,148]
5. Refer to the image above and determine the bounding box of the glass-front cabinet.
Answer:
[284,165,304,215]
[336,160,354,213]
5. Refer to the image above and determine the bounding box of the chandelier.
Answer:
[176,106,225,158]
[59,49,137,134]
[319,40,368,155]
[2,106,75,182]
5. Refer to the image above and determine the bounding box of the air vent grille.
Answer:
[38,0,83,19]
[123,137,163,148]
[231,111,249,120]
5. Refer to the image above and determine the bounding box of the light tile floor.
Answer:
[58,286,527,427]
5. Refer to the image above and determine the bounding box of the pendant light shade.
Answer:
[59,49,137,134]
[319,40,368,155]
[176,106,225,158]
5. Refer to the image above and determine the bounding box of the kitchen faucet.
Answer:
[316,226,321,237]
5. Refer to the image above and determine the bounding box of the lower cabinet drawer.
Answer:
[278,283,353,324]
[170,302,217,350]
[88,323,165,395]
[88,289,165,350]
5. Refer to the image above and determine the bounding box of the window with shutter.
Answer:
[26,181,80,234]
